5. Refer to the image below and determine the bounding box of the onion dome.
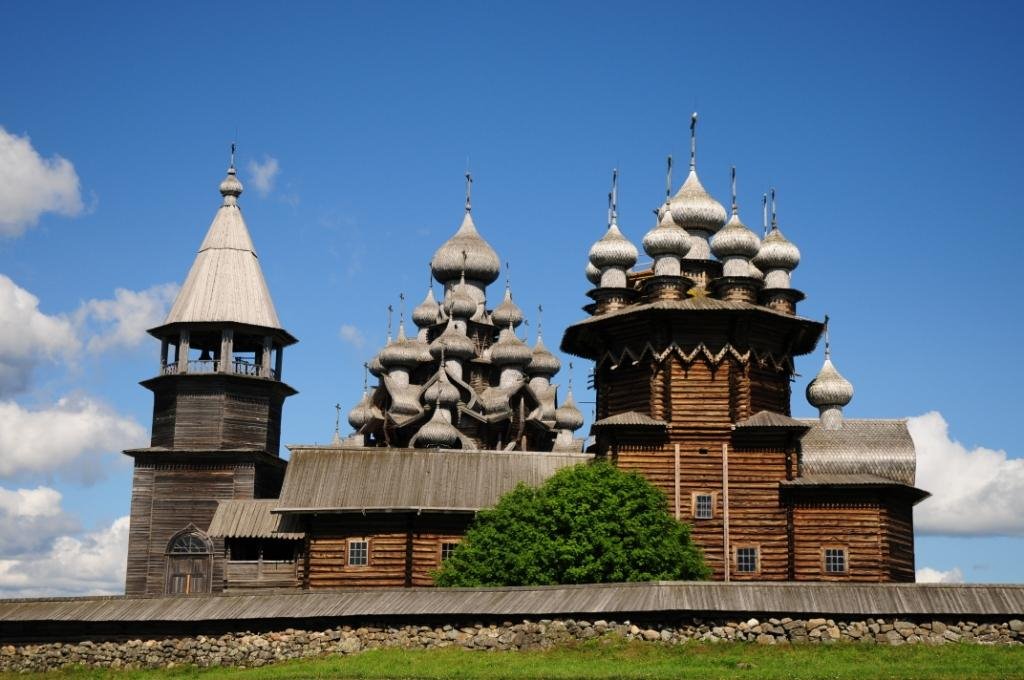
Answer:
[429,320,476,360]
[711,211,761,260]
[412,288,441,328]
[643,203,691,258]
[430,212,501,285]
[588,221,638,270]
[555,390,584,431]
[491,285,524,329]
[413,406,461,448]
[753,227,801,272]
[490,327,532,367]
[584,261,601,286]
[444,273,477,319]
[367,345,386,377]
[379,323,421,369]
[219,166,243,203]
[806,357,854,410]
[347,391,373,430]
[669,170,727,234]
[424,370,460,408]
[527,335,561,377]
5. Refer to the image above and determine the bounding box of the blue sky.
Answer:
[0,1,1021,592]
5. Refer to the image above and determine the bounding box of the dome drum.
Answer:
[586,285,638,315]
[759,288,805,316]
[641,274,693,303]
[709,276,760,304]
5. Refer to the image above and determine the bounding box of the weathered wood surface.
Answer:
[2,582,1022,624]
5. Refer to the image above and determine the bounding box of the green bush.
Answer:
[434,461,709,586]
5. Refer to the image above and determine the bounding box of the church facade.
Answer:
[124,125,927,596]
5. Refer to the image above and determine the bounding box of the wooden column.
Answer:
[260,336,272,378]
[722,442,730,583]
[673,443,681,520]
[274,346,284,380]
[177,329,190,374]
[219,329,234,374]
[160,339,169,371]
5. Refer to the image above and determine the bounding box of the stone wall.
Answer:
[2,617,1022,672]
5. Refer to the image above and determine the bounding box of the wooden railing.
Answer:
[159,360,278,380]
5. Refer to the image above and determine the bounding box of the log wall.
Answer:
[306,514,472,589]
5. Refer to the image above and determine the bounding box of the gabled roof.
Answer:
[592,411,667,428]
[798,419,917,486]
[155,170,287,337]
[276,446,592,513]
[733,411,810,430]
[207,499,304,539]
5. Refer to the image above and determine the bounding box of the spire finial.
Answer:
[610,168,619,221]
[399,292,406,329]
[334,403,341,437]
[362,362,369,392]
[666,155,673,200]
[464,170,473,213]
[689,112,698,170]
[386,304,393,342]
[537,304,544,339]
[762,193,769,236]
[504,260,511,292]
[606,189,613,229]
[229,142,237,171]
[770,187,778,228]
[568,361,574,393]
[823,314,831,360]
[730,166,738,215]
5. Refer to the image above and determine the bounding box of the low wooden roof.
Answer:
[798,419,917,486]
[207,500,304,539]
[592,412,667,428]
[733,411,810,430]
[2,582,1022,625]
[276,447,592,513]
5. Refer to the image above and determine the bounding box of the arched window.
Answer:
[164,526,212,595]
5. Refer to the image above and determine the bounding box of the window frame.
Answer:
[734,545,760,575]
[347,538,370,567]
[690,491,717,520]
[821,545,849,575]
[440,540,460,563]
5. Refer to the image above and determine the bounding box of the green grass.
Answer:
[12,639,1024,680]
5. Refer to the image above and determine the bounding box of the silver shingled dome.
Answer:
[711,211,761,260]
[753,226,801,272]
[491,286,524,329]
[806,358,854,409]
[413,407,461,448]
[588,222,638,270]
[669,170,727,234]
[643,203,692,258]
[412,288,441,328]
[527,335,561,377]
[430,212,501,285]
[554,389,584,431]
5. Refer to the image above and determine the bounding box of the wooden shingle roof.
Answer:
[798,419,917,486]
[207,500,304,540]
[276,447,592,513]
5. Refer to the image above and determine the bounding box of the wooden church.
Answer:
[124,123,928,596]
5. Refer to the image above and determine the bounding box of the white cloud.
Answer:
[74,283,178,353]
[339,324,366,348]
[910,411,1024,536]
[247,156,280,197]
[916,566,964,584]
[0,485,79,558]
[0,516,128,597]
[0,127,84,237]
[0,275,80,397]
[0,395,146,481]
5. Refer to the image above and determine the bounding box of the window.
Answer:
[693,493,714,520]
[736,546,758,574]
[441,541,459,562]
[824,547,847,574]
[168,532,210,555]
[348,539,369,566]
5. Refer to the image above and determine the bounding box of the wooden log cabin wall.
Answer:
[124,138,929,596]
